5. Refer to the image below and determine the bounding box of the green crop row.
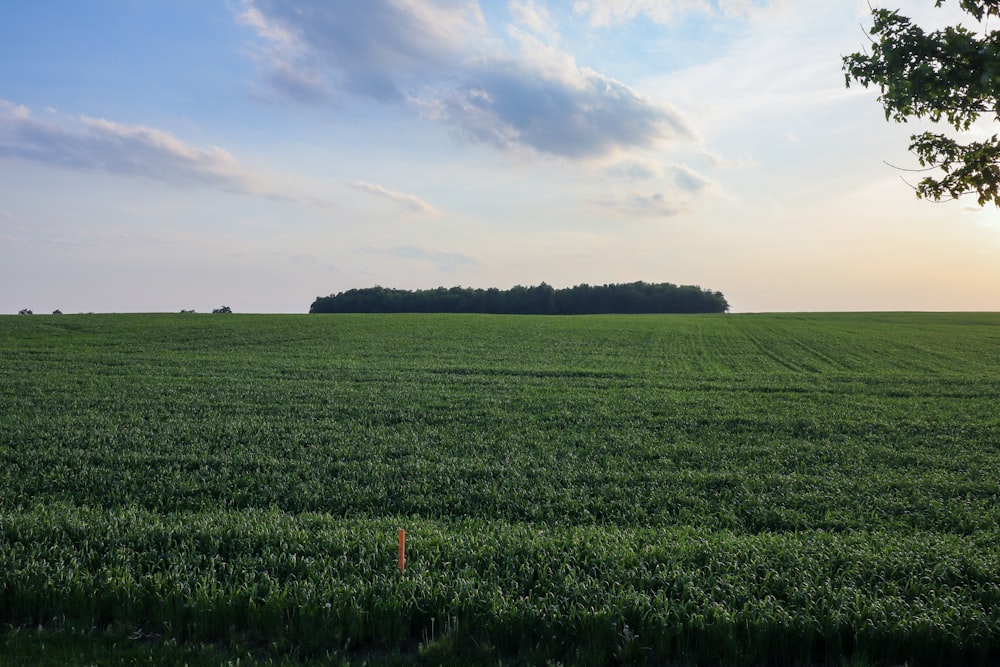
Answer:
[1,506,998,665]
[1,312,999,664]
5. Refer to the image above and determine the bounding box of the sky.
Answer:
[2,0,999,314]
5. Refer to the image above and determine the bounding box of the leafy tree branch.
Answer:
[844,0,1000,205]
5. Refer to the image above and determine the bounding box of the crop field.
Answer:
[0,312,998,665]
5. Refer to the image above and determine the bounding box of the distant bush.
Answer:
[212,306,233,314]
[18,309,32,315]
[310,282,730,315]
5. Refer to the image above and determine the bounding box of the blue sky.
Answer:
[2,0,999,313]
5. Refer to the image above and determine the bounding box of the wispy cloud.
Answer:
[348,181,440,215]
[0,210,11,219]
[238,1,692,160]
[673,164,711,193]
[602,158,662,182]
[238,0,487,103]
[592,192,686,218]
[574,0,772,27]
[361,244,482,271]
[599,160,713,198]
[508,0,556,35]
[0,100,281,197]
[700,150,745,170]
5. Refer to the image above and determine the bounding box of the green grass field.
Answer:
[1,312,998,665]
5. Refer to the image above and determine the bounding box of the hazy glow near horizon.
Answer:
[1,1,998,314]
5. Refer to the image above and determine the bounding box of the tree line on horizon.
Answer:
[309,282,729,314]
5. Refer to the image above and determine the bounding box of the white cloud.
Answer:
[603,159,661,182]
[592,192,685,218]
[673,164,711,193]
[0,100,280,197]
[238,2,692,160]
[574,0,701,26]
[240,0,487,102]
[237,4,295,45]
[348,181,441,215]
[573,0,772,27]
[438,34,693,159]
[636,1,861,138]
[700,150,745,169]
[508,0,556,35]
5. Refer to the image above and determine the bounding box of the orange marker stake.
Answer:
[398,529,406,572]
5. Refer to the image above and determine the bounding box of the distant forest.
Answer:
[310,282,729,314]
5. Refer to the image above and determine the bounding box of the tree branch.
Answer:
[882,160,942,173]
